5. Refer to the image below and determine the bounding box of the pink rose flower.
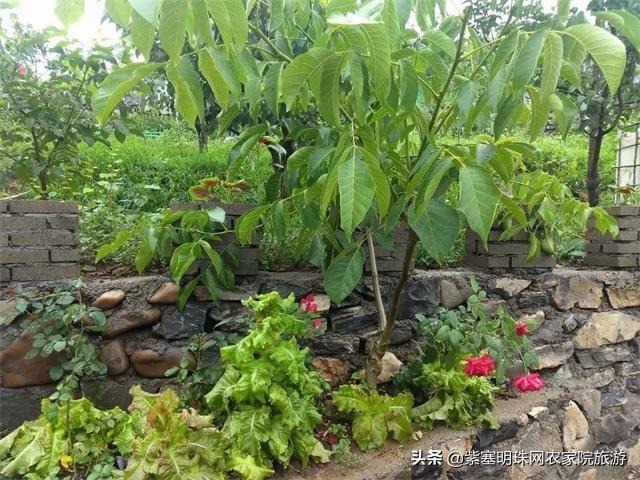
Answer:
[463,354,496,376]
[513,373,544,392]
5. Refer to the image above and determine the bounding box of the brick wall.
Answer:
[585,206,640,268]
[463,229,556,269]
[0,200,81,282]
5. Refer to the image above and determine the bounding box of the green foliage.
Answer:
[164,333,235,409]
[411,362,499,430]
[97,207,241,308]
[332,384,413,451]
[0,397,143,478]
[0,16,130,195]
[123,386,231,480]
[497,170,618,260]
[414,278,539,382]
[12,282,108,401]
[204,292,329,473]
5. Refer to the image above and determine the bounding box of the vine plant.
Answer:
[82,0,627,384]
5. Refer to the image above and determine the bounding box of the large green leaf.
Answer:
[91,63,162,124]
[158,0,187,60]
[424,29,455,58]
[408,199,460,265]
[541,32,563,99]
[458,165,501,243]
[361,148,391,218]
[228,124,268,176]
[55,0,84,27]
[324,248,366,303]
[198,48,231,109]
[165,57,204,126]
[513,30,547,89]
[282,48,332,108]
[205,0,248,50]
[338,153,375,237]
[169,242,199,282]
[361,23,391,99]
[311,52,347,125]
[593,10,640,51]
[129,0,161,24]
[562,23,626,94]
[105,0,132,28]
[131,10,155,60]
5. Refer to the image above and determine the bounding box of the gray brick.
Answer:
[586,242,603,254]
[602,242,640,254]
[464,237,478,254]
[0,215,47,230]
[616,217,640,229]
[584,254,638,268]
[11,263,81,281]
[606,205,640,216]
[45,215,80,230]
[510,255,556,268]
[0,266,9,282]
[0,248,50,264]
[479,242,531,255]
[0,234,7,247]
[462,255,510,268]
[585,230,638,241]
[50,249,80,262]
[485,230,529,241]
[0,201,7,212]
[9,200,77,214]
[9,230,78,247]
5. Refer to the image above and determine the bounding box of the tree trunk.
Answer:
[587,134,603,206]
[365,230,418,386]
[38,169,48,199]
[196,121,208,152]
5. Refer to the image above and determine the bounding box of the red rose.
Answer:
[300,294,318,312]
[513,373,544,392]
[18,65,26,76]
[313,319,322,329]
[515,321,529,336]
[463,354,495,376]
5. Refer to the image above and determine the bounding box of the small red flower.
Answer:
[513,373,544,392]
[515,322,529,336]
[313,319,322,329]
[463,354,496,377]
[300,294,318,312]
[325,433,338,446]
[18,65,26,77]
[258,137,271,144]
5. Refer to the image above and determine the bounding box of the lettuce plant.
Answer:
[332,384,413,451]
[0,398,142,479]
[411,362,499,431]
[123,386,233,480]
[204,292,329,473]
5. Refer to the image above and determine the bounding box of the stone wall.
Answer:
[0,200,80,282]
[585,205,640,268]
[463,229,556,269]
[1,268,639,476]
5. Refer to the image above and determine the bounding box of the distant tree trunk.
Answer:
[196,121,208,152]
[587,134,603,206]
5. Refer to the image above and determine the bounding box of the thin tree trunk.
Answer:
[365,230,418,386]
[587,134,603,206]
[366,233,387,331]
[196,121,208,152]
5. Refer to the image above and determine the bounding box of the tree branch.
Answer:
[249,24,292,63]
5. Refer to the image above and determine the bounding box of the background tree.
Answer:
[87,0,621,384]
[0,16,131,196]
[564,0,640,205]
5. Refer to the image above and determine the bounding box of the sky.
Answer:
[6,0,591,46]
